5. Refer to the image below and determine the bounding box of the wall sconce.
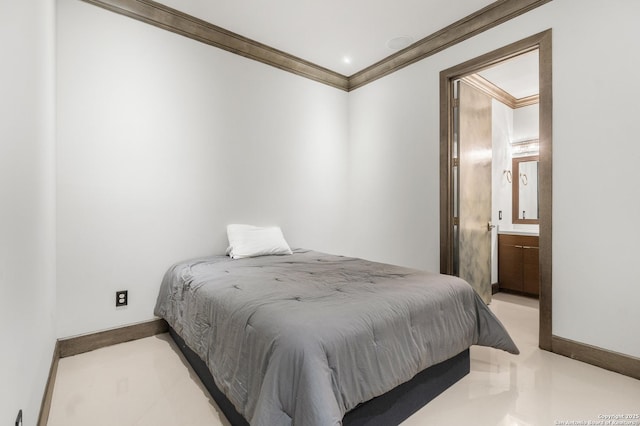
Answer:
[504,170,512,183]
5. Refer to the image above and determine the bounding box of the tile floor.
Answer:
[48,293,640,425]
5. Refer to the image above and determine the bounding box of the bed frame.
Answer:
[169,328,470,426]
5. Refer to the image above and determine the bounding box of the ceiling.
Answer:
[477,50,539,98]
[158,0,496,76]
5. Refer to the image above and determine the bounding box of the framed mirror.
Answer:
[512,155,539,224]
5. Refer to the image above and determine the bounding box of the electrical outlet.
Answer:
[15,409,22,426]
[116,290,128,307]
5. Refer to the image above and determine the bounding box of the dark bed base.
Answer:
[169,328,470,426]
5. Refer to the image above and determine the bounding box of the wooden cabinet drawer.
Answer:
[498,234,539,248]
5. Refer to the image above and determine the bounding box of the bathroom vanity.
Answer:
[498,230,539,297]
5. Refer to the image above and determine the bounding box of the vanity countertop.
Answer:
[497,228,539,236]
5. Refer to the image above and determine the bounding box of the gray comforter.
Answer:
[154,249,518,426]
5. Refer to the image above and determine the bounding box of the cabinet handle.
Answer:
[514,245,524,248]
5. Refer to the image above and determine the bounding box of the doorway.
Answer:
[439,30,552,350]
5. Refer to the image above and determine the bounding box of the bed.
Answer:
[154,248,518,425]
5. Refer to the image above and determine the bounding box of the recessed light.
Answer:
[342,56,352,64]
[387,36,414,50]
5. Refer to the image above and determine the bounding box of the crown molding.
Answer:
[463,74,516,107]
[80,0,551,92]
[349,0,552,90]
[462,74,539,108]
[80,0,350,91]
[514,94,540,108]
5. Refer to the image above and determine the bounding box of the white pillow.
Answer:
[226,224,293,259]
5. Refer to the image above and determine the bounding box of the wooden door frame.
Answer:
[439,30,552,350]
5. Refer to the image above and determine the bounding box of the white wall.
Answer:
[56,0,349,337]
[0,0,56,424]
[347,66,442,271]
[495,102,540,228]
[348,0,640,358]
[513,104,539,142]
